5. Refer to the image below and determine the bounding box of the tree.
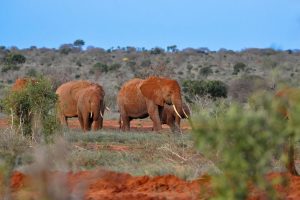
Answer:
[73,39,85,48]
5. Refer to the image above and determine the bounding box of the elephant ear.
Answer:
[140,77,164,106]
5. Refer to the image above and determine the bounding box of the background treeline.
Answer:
[0,40,300,108]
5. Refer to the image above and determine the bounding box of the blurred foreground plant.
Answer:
[192,91,300,199]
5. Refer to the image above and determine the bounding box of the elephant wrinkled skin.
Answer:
[117,76,186,131]
[56,80,105,132]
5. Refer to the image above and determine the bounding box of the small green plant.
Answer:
[233,62,246,75]
[2,77,60,139]
[199,66,213,77]
[92,62,109,73]
[26,68,38,77]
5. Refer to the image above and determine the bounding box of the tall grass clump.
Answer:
[192,92,300,199]
[1,77,60,140]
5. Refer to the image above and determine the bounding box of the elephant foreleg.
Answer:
[93,117,103,131]
[147,101,162,131]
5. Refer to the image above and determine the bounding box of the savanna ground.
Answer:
[1,109,300,200]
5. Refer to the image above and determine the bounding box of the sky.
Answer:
[0,0,300,51]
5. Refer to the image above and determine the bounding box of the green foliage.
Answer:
[233,62,246,75]
[150,47,165,55]
[4,53,26,65]
[182,80,227,102]
[141,59,151,67]
[199,66,213,77]
[26,68,38,77]
[92,62,121,73]
[1,77,60,138]
[73,39,85,47]
[192,93,300,199]
[1,53,26,72]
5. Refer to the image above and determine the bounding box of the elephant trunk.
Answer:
[90,101,102,121]
[171,95,186,119]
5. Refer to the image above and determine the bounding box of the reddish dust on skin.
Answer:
[9,170,300,200]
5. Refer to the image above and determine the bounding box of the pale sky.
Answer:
[1,0,300,50]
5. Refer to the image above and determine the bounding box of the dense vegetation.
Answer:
[0,41,299,106]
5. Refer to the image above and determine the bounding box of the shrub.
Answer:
[150,47,165,55]
[233,62,246,75]
[4,53,26,65]
[182,80,227,102]
[1,53,26,72]
[26,68,38,77]
[199,66,213,77]
[192,93,300,199]
[141,59,151,67]
[93,62,109,73]
[1,77,60,139]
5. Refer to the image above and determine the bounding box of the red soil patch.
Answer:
[0,118,191,132]
[9,170,300,200]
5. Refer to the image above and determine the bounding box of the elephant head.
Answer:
[140,76,187,119]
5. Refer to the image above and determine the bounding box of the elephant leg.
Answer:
[83,114,92,132]
[59,114,68,127]
[93,117,103,131]
[146,101,162,131]
[167,115,180,134]
[121,115,130,131]
[78,111,84,131]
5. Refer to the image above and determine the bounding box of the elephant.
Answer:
[117,76,188,131]
[160,103,190,133]
[56,80,105,132]
[275,87,300,176]
[12,78,37,91]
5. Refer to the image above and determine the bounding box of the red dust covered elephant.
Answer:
[56,80,105,132]
[275,87,300,176]
[117,76,188,132]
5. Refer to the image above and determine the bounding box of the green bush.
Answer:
[1,77,60,139]
[233,62,246,75]
[93,62,109,73]
[26,68,38,77]
[4,53,26,65]
[192,93,300,199]
[182,80,227,102]
[1,53,26,72]
[199,66,213,77]
[92,62,121,73]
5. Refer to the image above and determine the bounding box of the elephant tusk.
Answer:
[182,109,189,119]
[172,105,182,119]
[105,106,111,111]
[90,112,93,118]
[100,111,103,118]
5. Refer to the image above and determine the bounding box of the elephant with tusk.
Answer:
[160,103,191,133]
[56,80,105,132]
[117,76,186,132]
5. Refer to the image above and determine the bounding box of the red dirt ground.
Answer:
[0,117,191,132]
[9,170,300,200]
